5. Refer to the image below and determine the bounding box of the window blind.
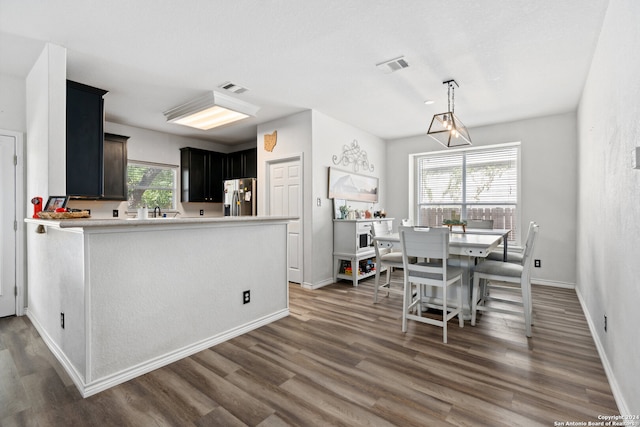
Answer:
[414,143,520,242]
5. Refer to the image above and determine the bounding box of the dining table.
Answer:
[372,227,511,318]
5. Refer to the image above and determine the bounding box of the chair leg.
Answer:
[522,280,532,337]
[374,267,380,303]
[442,284,448,344]
[471,274,480,326]
[385,267,392,296]
[458,278,464,328]
[402,273,409,333]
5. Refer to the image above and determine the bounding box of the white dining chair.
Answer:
[371,221,405,303]
[471,224,539,337]
[486,221,536,263]
[466,219,494,229]
[400,227,464,344]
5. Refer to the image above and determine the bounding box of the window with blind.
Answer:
[414,143,520,243]
[127,161,178,211]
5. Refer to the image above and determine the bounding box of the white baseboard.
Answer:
[575,288,629,415]
[301,278,335,290]
[28,308,289,398]
[531,278,575,289]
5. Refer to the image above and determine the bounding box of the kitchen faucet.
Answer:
[153,206,161,218]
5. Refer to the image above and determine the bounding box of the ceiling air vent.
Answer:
[376,56,409,74]
[219,81,248,94]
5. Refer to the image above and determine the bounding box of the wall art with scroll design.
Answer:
[332,139,374,172]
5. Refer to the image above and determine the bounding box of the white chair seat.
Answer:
[379,252,404,264]
[474,260,522,277]
[408,263,464,281]
[486,250,524,263]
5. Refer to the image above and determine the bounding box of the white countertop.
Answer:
[25,215,295,229]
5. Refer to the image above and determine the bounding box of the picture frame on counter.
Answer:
[44,195,69,212]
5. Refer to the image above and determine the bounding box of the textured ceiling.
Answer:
[0,0,610,145]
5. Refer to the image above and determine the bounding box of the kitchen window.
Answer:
[412,142,520,244]
[127,161,178,211]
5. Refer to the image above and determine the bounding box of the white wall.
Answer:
[256,110,386,288]
[311,111,386,286]
[25,43,70,358]
[257,110,313,284]
[386,113,578,286]
[25,44,66,205]
[576,0,640,414]
[0,74,26,132]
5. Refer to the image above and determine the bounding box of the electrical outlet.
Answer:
[604,314,607,332]
[60,312,65,329]
[112,209,119,218]
[534,259,541,268]
[243,290,250,304]
[200,209,204,216]
[316,197,321,207]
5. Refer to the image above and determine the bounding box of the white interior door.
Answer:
[0,134,16,317]
[269,158,302,283]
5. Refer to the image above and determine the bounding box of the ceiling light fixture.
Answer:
[426,80,472,148]
[163,91,260,130]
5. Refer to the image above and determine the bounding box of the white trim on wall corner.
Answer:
[575,287,628,415]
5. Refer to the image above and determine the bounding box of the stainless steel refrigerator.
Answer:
[223,178,256,216]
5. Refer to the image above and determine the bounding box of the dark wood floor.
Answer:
[1,279,618,426]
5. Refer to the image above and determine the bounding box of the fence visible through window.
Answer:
[418,206,517,243]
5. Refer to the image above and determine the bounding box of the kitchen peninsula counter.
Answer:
[24,216,292,397]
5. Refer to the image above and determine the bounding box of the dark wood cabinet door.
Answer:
[102,133,128,200]
[181,148,207,202]
[66,80,107,198]
[226,151,243,180]
[225,148,257,179]
[208,151,225,202]
[243,148,257,178]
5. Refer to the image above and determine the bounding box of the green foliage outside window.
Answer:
[127,163,177,210]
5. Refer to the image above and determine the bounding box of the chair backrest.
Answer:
[371,220,394,256]
[466,219,494,229]
[521,224,540,281]
[400,227,449,261]
[371,221,391,238]
[522,221,536,246]
[400,227,451,281]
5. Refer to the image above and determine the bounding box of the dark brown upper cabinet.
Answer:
[66,81,127,200]
[180,147,225,203]
[102,133,129,200]
[225,148,257,180]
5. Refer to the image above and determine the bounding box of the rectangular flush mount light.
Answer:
[163,91,260,130]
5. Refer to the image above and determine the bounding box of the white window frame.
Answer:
[126,160,179,212]
[409,142,522,246]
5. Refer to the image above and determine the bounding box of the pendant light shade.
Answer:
[163,91,259,130]
[427,80,472,148]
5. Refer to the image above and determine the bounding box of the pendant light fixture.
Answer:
[427,80,472,147]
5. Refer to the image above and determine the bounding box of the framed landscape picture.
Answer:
[328,167,378,203]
